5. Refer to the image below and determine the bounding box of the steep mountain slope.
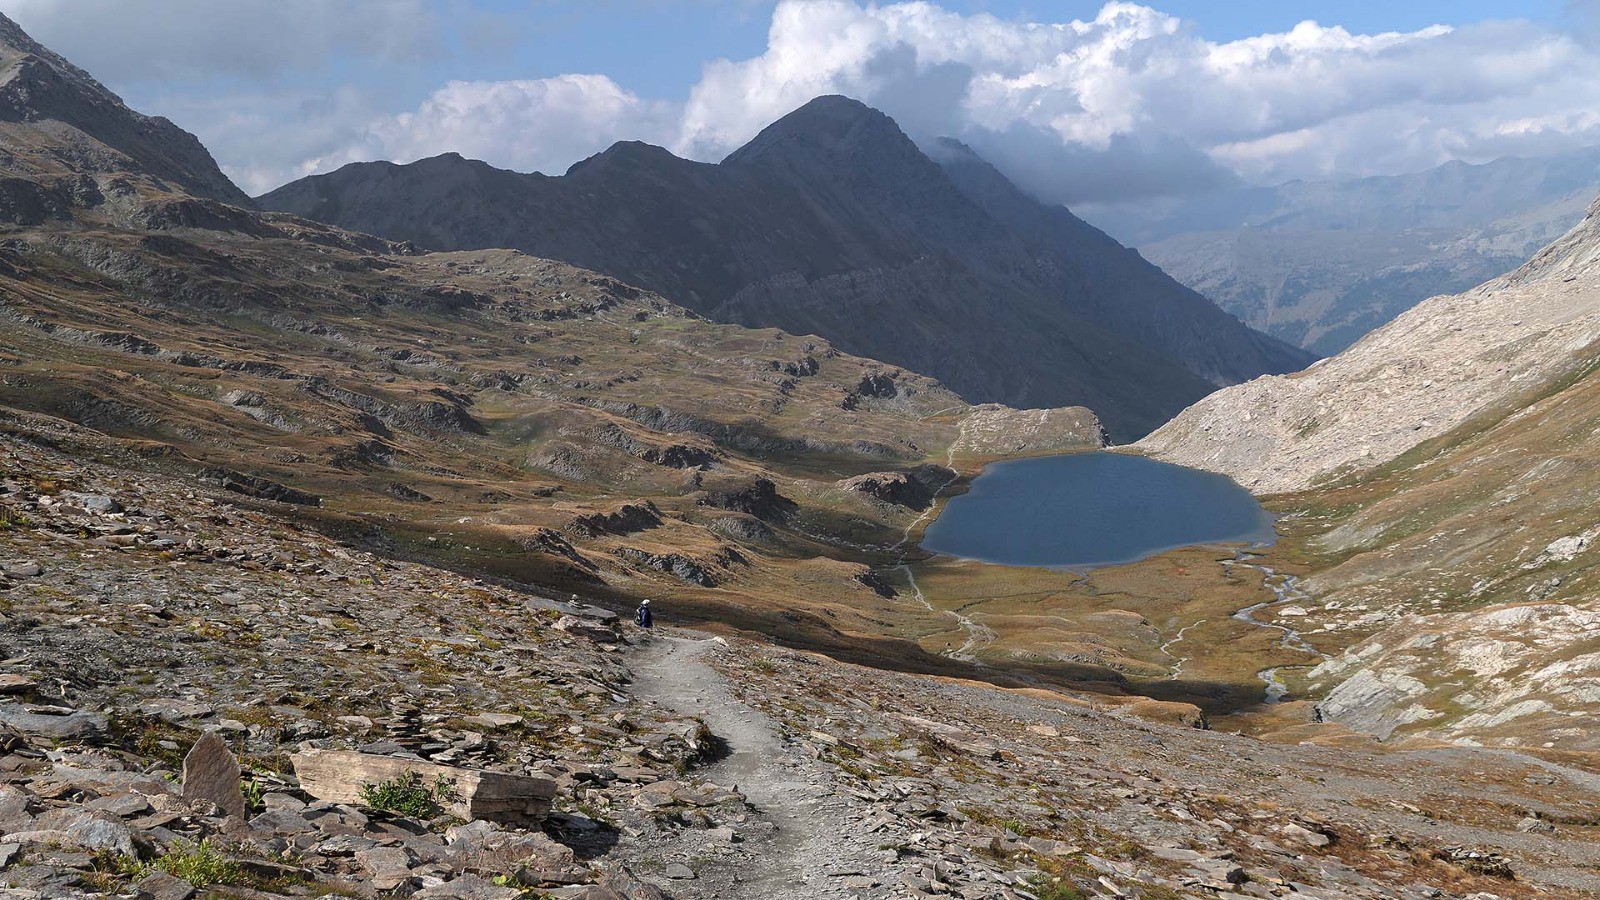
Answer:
[1086,149,1600,354]
[1138,198,1600,494]
[0,14,247,205]
[258,96,1312,440]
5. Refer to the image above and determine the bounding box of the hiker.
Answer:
[635,598,654,629]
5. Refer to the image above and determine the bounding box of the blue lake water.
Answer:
[920,452,1274,569]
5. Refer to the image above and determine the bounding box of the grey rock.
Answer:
[62,492,122,514]
[413,873,520,899]
[0,704,107,742]
[662,862,695,880]
[137,871,197,900]
[181,733,245,819]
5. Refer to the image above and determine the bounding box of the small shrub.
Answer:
[147,840,248,887]
[358,771,457,818]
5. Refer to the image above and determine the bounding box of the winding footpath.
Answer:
[628,635,883,899]
[890,424,997,663]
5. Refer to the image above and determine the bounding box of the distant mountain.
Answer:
[0,14,247,205]
[1084,149,1600,354]
[259,97,1311,440]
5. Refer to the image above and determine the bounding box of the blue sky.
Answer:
[2,0,1593,197]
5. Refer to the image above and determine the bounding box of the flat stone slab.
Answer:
[0,703,107,742]
[291,750,556,825]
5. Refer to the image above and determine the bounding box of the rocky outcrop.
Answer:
[953,404,1105,455]
[694,477,796,522]
[565,502,662,538]
[836,465,949,510]
[214,470,321,507]
[260,97,1311,439]
[1139,195,1600,494]
[614,547,715,586]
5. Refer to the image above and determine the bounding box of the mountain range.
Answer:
[258,97,1312,440]
[1086,148,1600,354]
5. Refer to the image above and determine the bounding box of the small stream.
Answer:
[1223,553,1328,703]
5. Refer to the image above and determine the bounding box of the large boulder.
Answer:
[291,750,556,826]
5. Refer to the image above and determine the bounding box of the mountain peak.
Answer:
[722,95,918,169]
[0,13,248,205]
[567,140,689,177]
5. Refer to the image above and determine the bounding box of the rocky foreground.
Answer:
[4,425,1600,900]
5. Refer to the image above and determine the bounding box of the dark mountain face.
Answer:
[260,96,1312,439]
[0,14,248,205]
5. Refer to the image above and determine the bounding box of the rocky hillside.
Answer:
[258,96,1311,440]
[1136,187,1600,755]
[0,14,247,205]
[1138,196,1600,494]
[0,11,1109,679]
[1087,147,1600,354]
[7,427,1599,898]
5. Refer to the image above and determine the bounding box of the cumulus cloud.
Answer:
[670,1,1600,201]
[309,75,681,180]
[13,0,1600,202]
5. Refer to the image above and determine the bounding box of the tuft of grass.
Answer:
[97,840,250,889]
[1021,873,1090,900]
[148,840,249,886]
[357,771,457,818]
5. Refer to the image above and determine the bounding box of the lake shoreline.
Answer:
[919,451,1277,570]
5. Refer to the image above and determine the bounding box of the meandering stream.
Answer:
[1223,553,1329,703]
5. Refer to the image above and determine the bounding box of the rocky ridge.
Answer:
[259,97,1311,440]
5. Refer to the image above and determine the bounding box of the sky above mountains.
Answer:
[3,0,1593,200]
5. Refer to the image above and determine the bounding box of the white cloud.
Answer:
[667,1,1600,201]
[304,75,681,185]
[14,0,1600,202]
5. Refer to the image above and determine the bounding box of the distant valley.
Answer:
[1086,147,1600,354]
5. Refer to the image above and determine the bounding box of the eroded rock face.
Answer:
[694,477,796,522]
[1309,603,1600,747]
[952,404,1105,456]
[566,503,663,538]
[836,466,947,510]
